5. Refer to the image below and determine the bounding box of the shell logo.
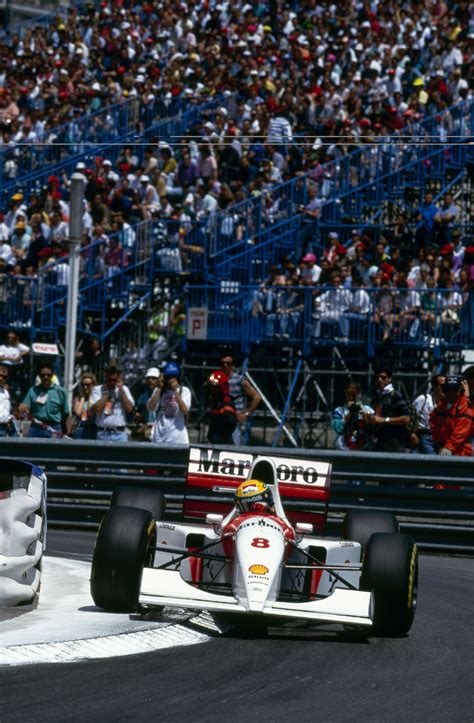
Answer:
[249,564,269,575]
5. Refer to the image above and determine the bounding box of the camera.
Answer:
[347,402,362,416]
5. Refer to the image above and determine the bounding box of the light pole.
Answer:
[64,173,85,410]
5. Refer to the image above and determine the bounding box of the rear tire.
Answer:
[91,505,155,612]
[361,532,418,637]
[111,486,165,521]
[342,510,399,554]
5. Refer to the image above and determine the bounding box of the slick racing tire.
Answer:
[361,532,418,637]
[91,505,156,613]
[111,486,165,521]
[342,510,399,554]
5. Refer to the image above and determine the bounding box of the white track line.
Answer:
[0,557,209,666]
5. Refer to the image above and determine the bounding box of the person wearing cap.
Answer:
[90,364,134,442]
[148,362,191,446]
[430,375,472,457]
[300,252,322,285]
[134,367,161,440]
[10,218,31,252]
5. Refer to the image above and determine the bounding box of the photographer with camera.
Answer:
[90,364,134,442]
[332,381,374,451]
[148,361,191,446]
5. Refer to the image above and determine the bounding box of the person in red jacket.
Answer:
[430,375,472,457]
[207,370,237,445]
[461,366,474,456]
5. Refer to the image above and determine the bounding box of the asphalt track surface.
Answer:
[1,530,473,722]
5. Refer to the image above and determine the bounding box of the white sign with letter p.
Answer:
[187,307,208,339]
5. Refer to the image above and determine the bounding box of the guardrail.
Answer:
[0,439,472,555]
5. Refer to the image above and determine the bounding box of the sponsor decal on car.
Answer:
[189,448,330,487]
[249,564,269,575]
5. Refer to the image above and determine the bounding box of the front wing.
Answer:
[139,568,373,627]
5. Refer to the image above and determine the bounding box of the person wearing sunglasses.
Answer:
[72,373,97,440]
[363,366,410,453]
[19,363,72,438]
[0,364,18,437]
[219,354,261,445]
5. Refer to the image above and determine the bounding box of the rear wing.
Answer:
[184,447,332,533]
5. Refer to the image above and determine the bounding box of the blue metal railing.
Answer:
[184,285,474,356]
[25,217,209,338]
[0,275,36,332]
[209,100,473,280]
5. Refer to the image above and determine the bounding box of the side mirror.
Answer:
[206,513,224,526]
[295,522,313,535]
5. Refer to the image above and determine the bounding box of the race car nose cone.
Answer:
[233,515,285,612]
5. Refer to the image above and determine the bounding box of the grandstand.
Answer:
[0,0,472,442]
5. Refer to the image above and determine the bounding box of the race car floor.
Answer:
[0,557,211,666]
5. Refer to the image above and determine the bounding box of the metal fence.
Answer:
[208,99,473,272]
[185,285,474,356]
[0,439,472,554]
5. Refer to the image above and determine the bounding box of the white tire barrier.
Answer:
[0,462,47,606]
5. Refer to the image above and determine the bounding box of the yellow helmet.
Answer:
[235,480,273,514]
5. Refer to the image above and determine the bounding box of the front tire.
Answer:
[91,505,155,612]
[361,532,418,637]
[111,486,165,521]
[342,510,399,554]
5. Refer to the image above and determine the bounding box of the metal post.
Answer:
[64,173,85,410]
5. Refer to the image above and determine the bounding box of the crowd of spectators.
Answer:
[0,0,471,162]
[0,0,470,298]
[0,0,471,417]
[331,368,474,462]
[252,211,473,345]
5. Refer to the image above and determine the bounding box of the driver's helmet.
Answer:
[235,479,273,514]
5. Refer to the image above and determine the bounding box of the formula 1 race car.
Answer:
[91,448,418,637]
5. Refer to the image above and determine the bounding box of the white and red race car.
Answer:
[91,448,418,637]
